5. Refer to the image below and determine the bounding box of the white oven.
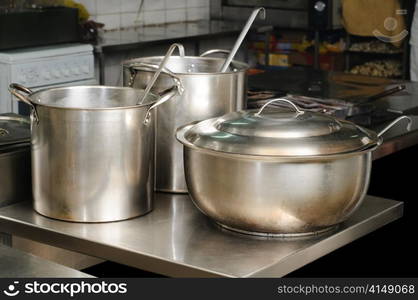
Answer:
[0,43,96,114]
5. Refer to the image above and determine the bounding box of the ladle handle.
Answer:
[255,98,304,116]
[220,7,266,72]
[137,43,185,105]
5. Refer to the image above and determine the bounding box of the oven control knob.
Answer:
[314,1,326,12]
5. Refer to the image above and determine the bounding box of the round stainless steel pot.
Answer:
[176,99,411,236]
[123,50,248,193]
[9,83,179,222]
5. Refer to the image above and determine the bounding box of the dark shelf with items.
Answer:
[345,34,407,79]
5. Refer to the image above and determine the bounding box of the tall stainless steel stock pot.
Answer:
[9,83,179,222]
[123,49,248,193]
[176,99,412,236]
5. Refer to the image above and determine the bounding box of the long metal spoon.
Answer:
[219,7,266,73]
[137,43,185,105]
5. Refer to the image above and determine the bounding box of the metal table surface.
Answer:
[0,193,402,278]
[0,245,93,278]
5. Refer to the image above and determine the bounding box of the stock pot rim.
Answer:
[27,86,158,111]
[123,56,249,75]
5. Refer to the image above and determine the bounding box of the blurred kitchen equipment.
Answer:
[123,49,248,193]
[248,84,407,120]
[220,7,265,72]
[213,0,342,30]
[0,113,31,208]
[363,84,405,103]
[0,6,80,50]
[0,44,96,114]
[9,83,179,222]
[176,98,411,236]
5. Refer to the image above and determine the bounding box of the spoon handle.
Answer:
[219,7,266,73]
[137,43,185,105]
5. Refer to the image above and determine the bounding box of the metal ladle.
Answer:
[137,43,185,105]
[219,7,266,73]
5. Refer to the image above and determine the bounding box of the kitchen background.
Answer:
[78,0,211,29]
[2,0,411,87]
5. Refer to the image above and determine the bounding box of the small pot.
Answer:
[176,98,411,236]
[9,83,179,222]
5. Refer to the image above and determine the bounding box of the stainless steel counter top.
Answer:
[0,245,93,278]
[0,193,402,278]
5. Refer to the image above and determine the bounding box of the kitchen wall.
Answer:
[78,0,210,30]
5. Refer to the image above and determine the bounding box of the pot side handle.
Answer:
[200,50,243,71]
[377,116,412,138]
[8,83,39,123]
[128,62,183,90]
[137,43,185,105]
[143,85,179,126]
[200,49,230,57]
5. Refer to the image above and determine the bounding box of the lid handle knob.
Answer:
[255,98,304,116]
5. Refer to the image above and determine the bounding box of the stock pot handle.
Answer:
[8,83,39,123]
[255,98,304,116]
[127,62,184,100]
[377,116,412,138]
[200,49,230,57]
[143,85,179,126]
[137,43,185,105]
[128,62,182,88]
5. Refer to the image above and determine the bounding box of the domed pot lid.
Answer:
[177,99,389,157]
